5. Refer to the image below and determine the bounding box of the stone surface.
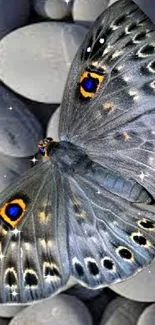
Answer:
[0,155,33,192]
[47,105,60,140]
[111,259,155,302]
[33,0,73,20]
[0,22,88,103]
[138,304,155,325]
[0,83,43,157]
[0,318,11,325]
[10,294,92,325]
[73,0,109,25]
[100,297,148,325]
[0,0,30,40]
[0,305,25,319]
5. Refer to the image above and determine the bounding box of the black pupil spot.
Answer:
[103,259,114,270]
[81,75,99,93]
[45,266,60,277]
[135,32,146,42]
[87,261,99,276]
[141,45,154,55]
[150,61,155,71]
[133,235,146,246]
[119,248,132,259]
[5,271,16,286]
[115,16,126,26]
[25,272,38,286]
[140,220,154,229]
[75,263,84,277]
[128,23,137,32]
[6,203,23,221]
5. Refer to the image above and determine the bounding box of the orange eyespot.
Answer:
[79,71,104,98]
[0,199,26,228]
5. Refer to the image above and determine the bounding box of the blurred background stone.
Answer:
[0,83,43,157]
[32,0,73,20]
[100,297,148,325]
[137,304,155,325]
[111,260,155,302]
[9,294,92,325]
[0,22,88,103]
[73,0,109,26]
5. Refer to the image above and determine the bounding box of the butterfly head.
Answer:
[38,137,58,158]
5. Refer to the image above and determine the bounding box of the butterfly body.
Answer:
[1,0,155,304]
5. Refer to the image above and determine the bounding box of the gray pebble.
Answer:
[100,297,148,325]
[0,0,30,40]
[47,105,60,140]
[10,294,92,325]
[0,22,88,103]
[111,259,155,302]
[0,155,33,192]
[0,305,25,319]
[0,318,10,325]
[0,83,43,157]
[33,0,73,19]
[73,0,109,25]
[138,304,155,325]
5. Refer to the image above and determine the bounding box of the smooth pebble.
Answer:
[0,0,30,40]
[111,259,155,302]
[47,105,61,140]
[0,22,88,103]
[0,155,33,192]
[0,83,43,157]
[73,0,109,25]
[9,294,92,325]
[100,297,148,325]
[33,0,73,19]
[138,304,155,325]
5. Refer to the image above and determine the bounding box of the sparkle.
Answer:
[11,290,18,297]
[0,252,5,260]
[4,174,6,178]
[8,106,13,111]
[97,190,101,194]
[11,228,21,236]
[139,171,147,182]
[44,274,52,283]
[30,157,38,164]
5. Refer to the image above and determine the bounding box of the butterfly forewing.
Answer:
[0,163,70,303]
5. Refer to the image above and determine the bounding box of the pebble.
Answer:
[134,0,155,23]
[111,259,155,302]
[9,294,92,325]
[0,318,10,325]
[47,105,60,140]
[0,0,30,40]
[0,83,43,157]
[138,304,155,325]
[73,0,109,25]
[100,297,148,325]
[0,155,33,192]
[0,22,88,103]
[32,0,73,20]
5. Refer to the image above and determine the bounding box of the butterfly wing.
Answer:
[0,162,70,303]
[59,0,155,197]
[66,165,155,288]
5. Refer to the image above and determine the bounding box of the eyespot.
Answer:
[0,198,27,228]
[134,32,146,43]
[101,257,115,271]
[147,61,155,73]
[24,269,38,288]
[5,267,18,287]
[85,257,99,276]
[137,44,155,58]
[79,70,104,99]
[131,232,148,246]
[43,262,60,281]
[116,246,133,261]
[138,218,155,231]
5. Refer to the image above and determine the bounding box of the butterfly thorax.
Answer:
[48,141,92,174]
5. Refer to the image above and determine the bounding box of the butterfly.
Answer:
[0,0,155,304]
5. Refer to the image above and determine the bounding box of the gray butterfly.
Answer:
[0,0,155,304]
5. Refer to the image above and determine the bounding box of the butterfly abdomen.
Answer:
[86,163,152,204]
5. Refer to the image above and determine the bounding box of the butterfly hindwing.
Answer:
[0,162,70,303]
[66,164,155,288]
